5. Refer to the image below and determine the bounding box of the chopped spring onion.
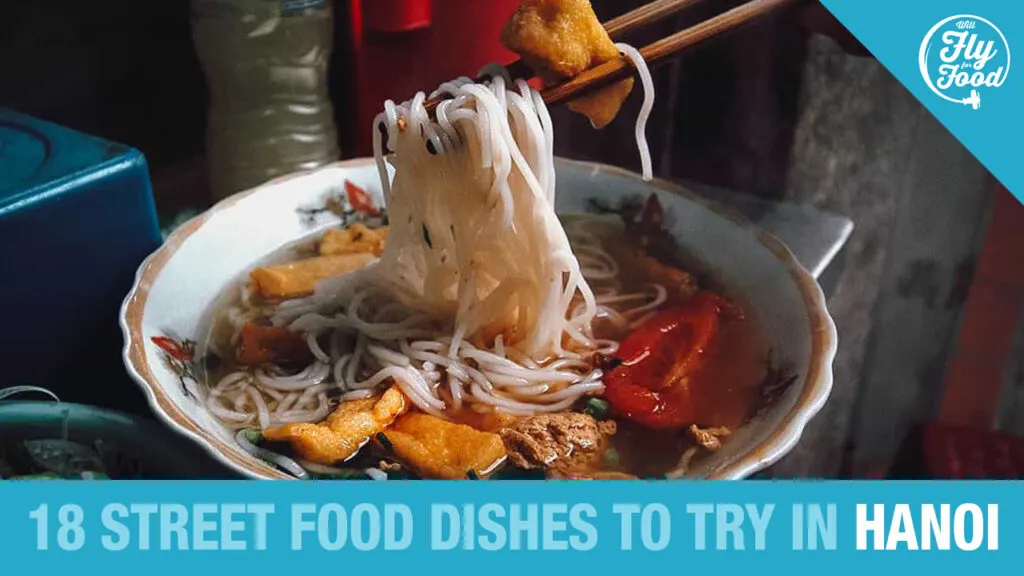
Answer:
[243,429,263,445]
[466,469,481,480]
[235,429,309,480]
[602,448,620,468]
[584,397,611,420]
[365,468,389,481]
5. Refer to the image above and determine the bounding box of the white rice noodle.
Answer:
[615,43,655,181]
[211,47,666,430]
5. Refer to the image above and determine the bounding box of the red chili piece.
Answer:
[345,180,381,216]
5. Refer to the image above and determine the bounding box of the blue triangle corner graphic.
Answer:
[820,0,1022,205]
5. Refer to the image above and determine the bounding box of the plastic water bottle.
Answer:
[191,0,340,200]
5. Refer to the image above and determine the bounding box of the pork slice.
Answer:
[500,412,616,470]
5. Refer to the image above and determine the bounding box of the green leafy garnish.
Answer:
[584,398,611,420]
[602,448,620,469]
[243,429,263,444]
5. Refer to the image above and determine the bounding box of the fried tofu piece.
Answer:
[501,0,634,128]
[236,323,314,366]
[382,413,508,479]
[262,387,407,464]
[502,0,618,79]
[568,81,635,130]
[456,410,522,433]
[250,253,376,301]
[319,224,390,257]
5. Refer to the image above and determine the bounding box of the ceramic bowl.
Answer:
[120,158,837,479]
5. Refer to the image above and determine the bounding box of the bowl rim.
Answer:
[120,157,837,480]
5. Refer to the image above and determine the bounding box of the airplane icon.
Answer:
[962,89,981,110]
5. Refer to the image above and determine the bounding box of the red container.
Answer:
[347,0,522,156]
[363,0,432,32]
[888,423,1024,479]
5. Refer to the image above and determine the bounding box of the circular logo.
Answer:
[919,15,1010,110]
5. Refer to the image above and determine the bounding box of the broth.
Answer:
[196,214,770,479]
[198,234,321,368]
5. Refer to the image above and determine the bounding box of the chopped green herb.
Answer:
[584,397,611,420]
[376,433,393,451]
[243,429,263,444]
[422,224,433,248]
[602,448,620,468]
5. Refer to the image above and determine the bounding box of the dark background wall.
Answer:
[2,0,1017,477]
[2,0,807,195]
[2,1,206,168]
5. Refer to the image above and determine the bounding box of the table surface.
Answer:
[684,180,854,284]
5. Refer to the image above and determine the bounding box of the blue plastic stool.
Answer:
[0,109,162,411]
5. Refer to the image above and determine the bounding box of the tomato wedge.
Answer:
[603,292,743,430]
[344,180,380,216]
[236,323,314,366]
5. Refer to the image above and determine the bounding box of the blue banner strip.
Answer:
[819,0,1023,203]
[0,481,1018,573]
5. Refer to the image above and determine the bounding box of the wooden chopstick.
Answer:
[602,0,710,38]
[541,0,801,109]
[417,0,799,120]
[431,0,707,112]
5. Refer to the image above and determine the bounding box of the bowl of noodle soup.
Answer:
[120,156,835,480]
[122,54,832,480]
